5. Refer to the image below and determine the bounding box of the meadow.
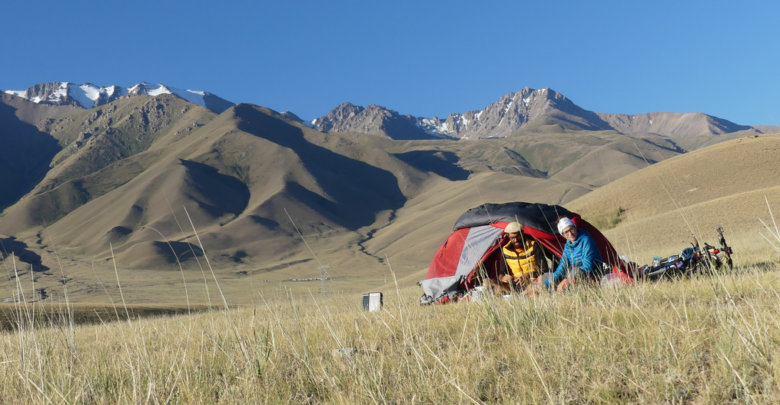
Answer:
[1,253,780,403]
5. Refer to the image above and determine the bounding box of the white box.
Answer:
[362,292,383,312]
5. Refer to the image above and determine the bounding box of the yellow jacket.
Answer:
[502,240,545,278]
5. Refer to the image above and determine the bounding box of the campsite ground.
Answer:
[1,262,779,403]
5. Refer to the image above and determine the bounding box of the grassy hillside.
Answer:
[345,130,683,189]
[566,133,780,265]
[36,95,217,193]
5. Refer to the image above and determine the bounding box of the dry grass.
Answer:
[567,134,780,267]
[568,134,780,226]
[1,258,780,403]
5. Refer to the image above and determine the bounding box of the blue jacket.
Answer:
[545,229,602,288]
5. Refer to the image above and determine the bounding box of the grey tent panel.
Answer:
[419,275,463,302]
[420,225,503,301]
[454,225,503,276]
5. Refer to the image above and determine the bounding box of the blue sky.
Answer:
[2,0,778,125]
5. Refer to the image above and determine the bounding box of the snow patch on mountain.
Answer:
[125,83,210,108]
[147,85,171,97]
[73,84,100,108]
[50,83,69,103]
[4,89,28,98]
[169,87,208,108]
[7,81,230,112]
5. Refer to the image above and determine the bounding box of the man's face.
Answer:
[562,226,578,242]
[508,232,525,247]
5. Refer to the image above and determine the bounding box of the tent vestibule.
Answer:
[420,202,629,304]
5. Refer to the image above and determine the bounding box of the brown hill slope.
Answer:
[0,104,431,269]
[38,95,217,193]
[4,94,757,303]
[566,133,780,264]
[0,94,79,208]
[339,130,683,189]
[0,96,217,230]
[0,106,693,300]
[595,111,753,136]
[0,104,441,302]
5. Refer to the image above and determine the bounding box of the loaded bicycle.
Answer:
[639,225,734,280]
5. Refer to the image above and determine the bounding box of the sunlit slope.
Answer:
[36,95,217,194]
[0,104,433,272]
[566,133,780,263]
[364,171,591,269]
[343,130,683,189]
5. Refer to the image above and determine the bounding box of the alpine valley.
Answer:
[1,81,778,303]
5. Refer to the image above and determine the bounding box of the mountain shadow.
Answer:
[113,240,205,269]
[179,159,250,218]
[0,237,49,272]
[248,216,280,229]
[233,104,407,230]
[0,101,62,209]
[392,150,471,180]
[157,241,204,263]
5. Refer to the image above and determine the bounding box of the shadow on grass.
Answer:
[392,150,471,181]
[0,304,213,332]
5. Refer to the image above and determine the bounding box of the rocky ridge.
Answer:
[280,110,312,127]
[311,102,436,140]
[313,87,772,140]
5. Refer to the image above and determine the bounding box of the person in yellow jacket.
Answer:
[498,222,549,290]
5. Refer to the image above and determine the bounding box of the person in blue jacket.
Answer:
[544,217,603,290]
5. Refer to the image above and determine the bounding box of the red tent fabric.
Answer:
[420,203,630,303]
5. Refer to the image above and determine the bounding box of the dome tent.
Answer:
[419,202,627,304]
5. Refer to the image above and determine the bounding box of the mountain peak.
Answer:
[311,102,444,140]
[388,87,565,139]
[311,102,364,132]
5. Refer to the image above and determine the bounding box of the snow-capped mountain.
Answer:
[4,82,125,108]
[311,87,603,140]
[412,87,616,139]
[312,87,764,140]
[4,82,234,113]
